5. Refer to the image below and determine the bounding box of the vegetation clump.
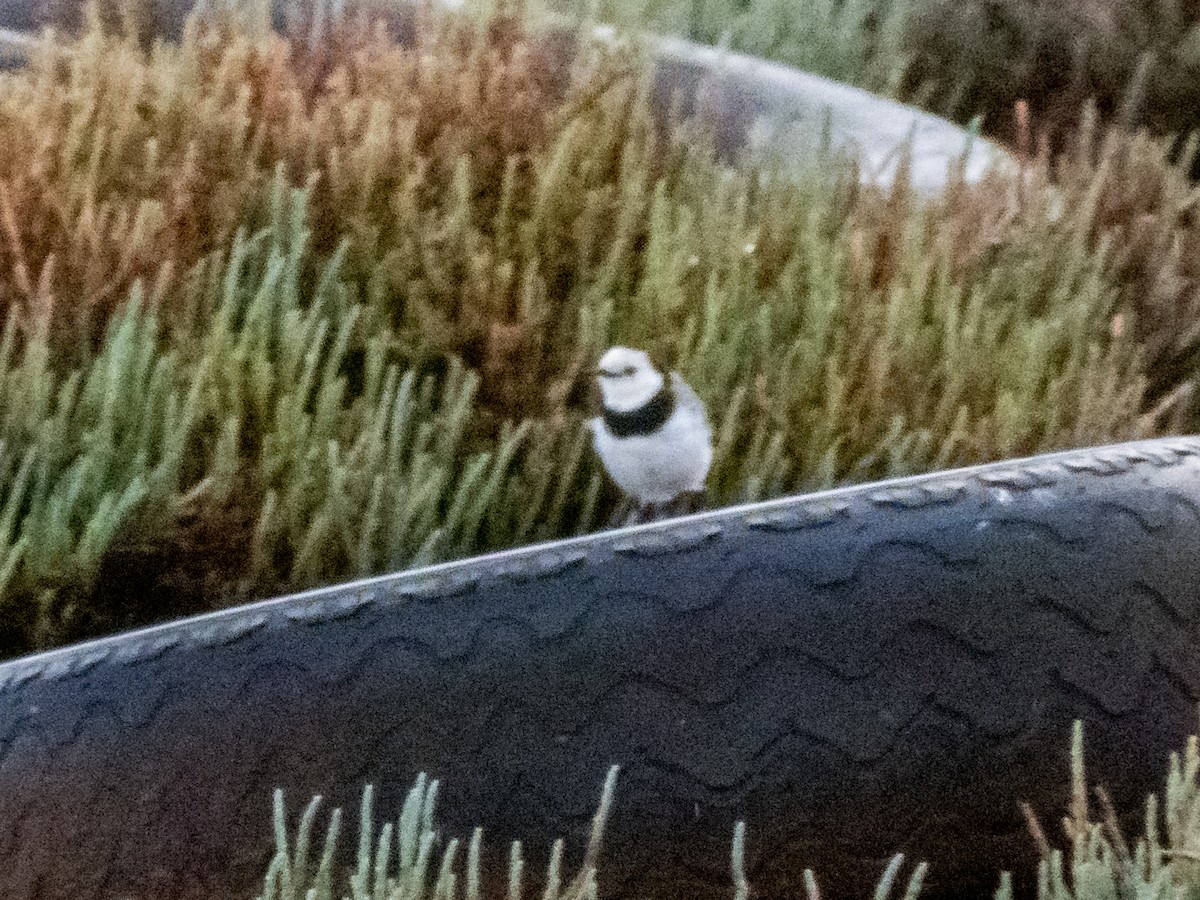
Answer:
[0,0,1194,655]
[257,722,1200,900]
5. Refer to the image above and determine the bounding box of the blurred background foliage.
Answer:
[533,0,1200,171]
[0,0,1196,656]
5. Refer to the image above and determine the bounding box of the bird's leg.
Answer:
[653,490,706,520]
[633,502,662,524]
[622,496,707,526]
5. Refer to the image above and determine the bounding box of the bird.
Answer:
[590,346,713,525]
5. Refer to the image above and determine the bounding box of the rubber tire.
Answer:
[1,437,1200,900]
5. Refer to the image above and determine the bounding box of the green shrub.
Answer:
[258,769,616,900]
[0,1,1194,655]
[256,721,1200,900]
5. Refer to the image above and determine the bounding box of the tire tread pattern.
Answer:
[2,438,1200,899]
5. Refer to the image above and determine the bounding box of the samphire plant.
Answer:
[256,721,1200,900]
[0,0,1195,656]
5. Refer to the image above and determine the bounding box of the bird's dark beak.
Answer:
[592,367,609,379]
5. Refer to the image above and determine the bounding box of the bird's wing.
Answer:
[670,372,712,431]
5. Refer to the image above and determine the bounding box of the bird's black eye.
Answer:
[622,366,636,376]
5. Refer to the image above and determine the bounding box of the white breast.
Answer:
[591,398,713,505]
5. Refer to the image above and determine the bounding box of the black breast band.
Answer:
[603,383,676,437]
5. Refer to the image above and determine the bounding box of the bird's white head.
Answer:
[594,346,665,414]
